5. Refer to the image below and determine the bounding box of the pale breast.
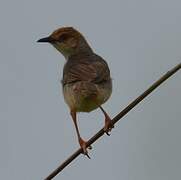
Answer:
[63,80,112,112]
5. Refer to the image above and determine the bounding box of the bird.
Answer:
[37,27,113,158]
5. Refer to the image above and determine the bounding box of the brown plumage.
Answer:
[37,27,113,157]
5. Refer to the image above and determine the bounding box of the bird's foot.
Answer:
[79,138,92,159]
[104,114,114,136]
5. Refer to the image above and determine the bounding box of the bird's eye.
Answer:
[59,34,69,42]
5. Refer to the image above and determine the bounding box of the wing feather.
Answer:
[62,55,110,85]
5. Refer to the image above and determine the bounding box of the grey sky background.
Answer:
[0,0,181,179]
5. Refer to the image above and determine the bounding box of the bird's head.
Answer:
[37,27,92,59]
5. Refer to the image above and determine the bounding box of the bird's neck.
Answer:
[76,38,93,54]
[69,41,93,60]
[66,38,94,60]
[53,37,93,60]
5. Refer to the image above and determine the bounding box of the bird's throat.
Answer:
[52,43,75,60]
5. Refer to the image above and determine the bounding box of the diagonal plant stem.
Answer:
[44,63,181,180]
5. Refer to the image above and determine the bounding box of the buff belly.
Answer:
[63,81,112,112]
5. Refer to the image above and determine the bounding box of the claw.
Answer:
[88,145,92,150]
[105,131,111,136]
[85,152,91,159]
[103,114,114,136]
[99,106,114,136]
[79,138,91,159]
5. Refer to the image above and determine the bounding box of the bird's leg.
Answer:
[99,106,114,136]
[70,110,91,158]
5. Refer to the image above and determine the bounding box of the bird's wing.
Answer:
[63,57,111,85]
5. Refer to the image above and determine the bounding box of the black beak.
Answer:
[37,36,55,43]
